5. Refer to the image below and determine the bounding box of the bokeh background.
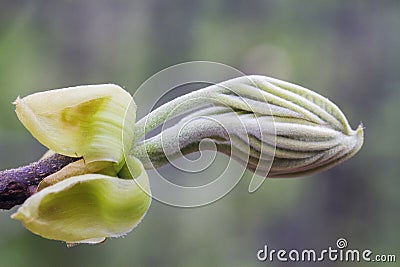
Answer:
[0,1,399,266]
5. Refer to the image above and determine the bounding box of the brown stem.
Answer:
[0,154,80,210]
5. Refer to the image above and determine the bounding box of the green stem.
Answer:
[131,84,229,168]
[133,85,224,143]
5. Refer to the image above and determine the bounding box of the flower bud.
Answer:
[133,75,363,178]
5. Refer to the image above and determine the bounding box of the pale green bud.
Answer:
[5,75,364,244]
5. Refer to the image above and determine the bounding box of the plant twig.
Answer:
[0,154,79,210]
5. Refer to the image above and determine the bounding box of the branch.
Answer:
[0,154,79,210]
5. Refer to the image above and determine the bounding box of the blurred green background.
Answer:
[0,1,399,266]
